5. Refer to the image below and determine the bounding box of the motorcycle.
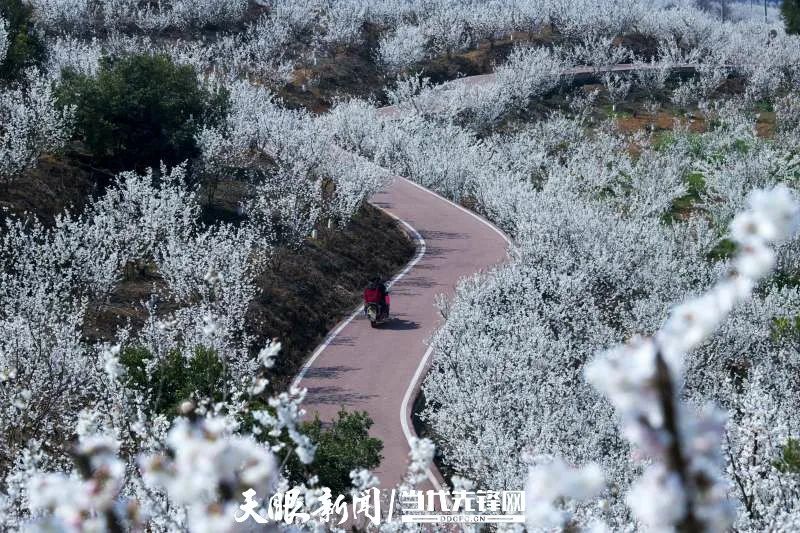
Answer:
[364,291,390,328]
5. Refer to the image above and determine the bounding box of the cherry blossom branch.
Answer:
[586,186,799,531]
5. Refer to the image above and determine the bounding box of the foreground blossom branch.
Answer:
[585,186,799,531]
[524,455,604,530]
[27,413,136,532]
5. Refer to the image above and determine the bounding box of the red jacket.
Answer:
[363,287,384,304]
[364,282,389,305]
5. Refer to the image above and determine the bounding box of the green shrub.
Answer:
[731,138,752,154]
[285,410,383,496]
[772,269,800,289]
[119,345,225,416]
[771,316,800,343]
[774,438,800,473]
[663,171,706,224]
[706,238,736,262]
[0,0,47,82]
[754,99,774,113]
[653,131,704,156]
[783,0,800,35]
[57,53,229,172]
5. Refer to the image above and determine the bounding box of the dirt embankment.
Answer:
[0,148,112,225]
[249,203,415,390]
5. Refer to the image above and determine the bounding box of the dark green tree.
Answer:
[0,0,47,82]
[774,438,800,473]
[285,410,383,496]
[783,0,800,34]
[119,345,225,416]
[57,53,229,172]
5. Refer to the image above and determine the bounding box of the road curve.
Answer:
[294,176,510,489]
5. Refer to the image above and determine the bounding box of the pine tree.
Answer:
[782,0,800,34]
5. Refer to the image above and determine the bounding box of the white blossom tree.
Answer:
[377,24,428,73]
[0,16,8,65]
[0,73,74,180]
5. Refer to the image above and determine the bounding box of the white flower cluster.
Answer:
[253,387,317,465]
[29,448,125,530]
[24,411,131,531]
[198,80,388,242]
[724,369,800,531]
[0,160,264,519]
[27,0,800,94]
[384,46,566,131]
[567,32,631,72]
[404,437,436,488]
[0,72,74,180]
[22,410,282,533]
[349,468,379,494]
[46,36,103,78]
[376,24,429,72]
[1,318,328,532]
[524,455,604,530]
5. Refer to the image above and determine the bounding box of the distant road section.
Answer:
[377,63,696,118]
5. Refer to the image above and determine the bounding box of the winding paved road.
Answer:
[294,62,696,490]
[293,176,510,489]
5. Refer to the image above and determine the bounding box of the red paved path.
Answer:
[294,176,509,489]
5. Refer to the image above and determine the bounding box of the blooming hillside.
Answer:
[1,0,800,531]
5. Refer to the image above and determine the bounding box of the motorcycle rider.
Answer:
[364,275,389,318]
